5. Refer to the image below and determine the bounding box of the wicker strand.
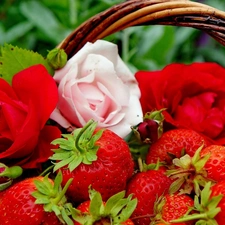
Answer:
[58,0,225,58]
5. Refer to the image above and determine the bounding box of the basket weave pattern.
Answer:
[58,0,225,58]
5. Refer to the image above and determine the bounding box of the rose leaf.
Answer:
[0,43,54,84]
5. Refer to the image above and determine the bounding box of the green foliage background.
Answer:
[1,0,225,72]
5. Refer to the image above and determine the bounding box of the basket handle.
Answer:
[58,0,225,58]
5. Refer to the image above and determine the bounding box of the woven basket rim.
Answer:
[58,0,225,58]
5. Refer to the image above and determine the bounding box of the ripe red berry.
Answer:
[146,129,211,165]
[51,120,134,203]
[126,169,172,225]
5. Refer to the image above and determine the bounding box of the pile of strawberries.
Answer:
[0,111,225,225]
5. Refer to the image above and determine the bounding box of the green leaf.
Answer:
[52,134,76,150]
[19,1,70,44]
[61,207,74,225]
[201,182,212,207]
[35,197,51,204]
[89,188,103,219]
[52,204,61,215]
[104,191,125,214]
[53,171,63,193]
[52,156,75,172]
[33,179,51,195]
[1,21,33,45]
[51,120,103,172]
[0,43,54,84]
[32,191,45,198]
[111,198,130,217]
[114,198,137,223]
[84,151,98,164]
[68,155,82,172]
[78,120,97,149]
[88,129,104,148]
[50,151,74,161]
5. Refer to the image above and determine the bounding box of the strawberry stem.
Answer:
[170,212,217,223]
[33,172,74,225]
[50,119,104,172]
[39,165,54,176]
[171,182,223,224]
[74,119,97,153]
[53,178,73,205]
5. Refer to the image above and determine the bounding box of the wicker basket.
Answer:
[58,0,225,59]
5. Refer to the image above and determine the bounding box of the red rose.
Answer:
[0,64,61,168]
[135,62,225,144]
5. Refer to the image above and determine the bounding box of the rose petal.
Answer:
[135,62,225,143]
[20,125,61,169]
[0,65,59,168]
[52,40,143,137]
[12,64,58,128]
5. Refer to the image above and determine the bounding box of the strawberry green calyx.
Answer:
[50,119,104,172]
[170,182,223,225]
[32,171,74,225]
[72,186,137,225]
[167,145,213,195]
[138,158,165,173]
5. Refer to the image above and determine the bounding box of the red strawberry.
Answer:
[126,169,172,225]
[200,145,225,182]
[170,182,224,224]
[210,180,225,224]
[50,120,134,204]
[151,193,195,225]
[72,187,137,225]
[146,129,211,165]
[167,144,225,195]
[0,172,73,225]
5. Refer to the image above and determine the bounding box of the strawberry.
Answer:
[146,129,211,165]
[200,145,225,182]
[167,144,225,196]
[50,120,134,204]
[210,180,225,224]
[170,182,224,224]
[126,168,172,225]
[0,171,74,225]
[151,193,194,225]
[72,186,137,225]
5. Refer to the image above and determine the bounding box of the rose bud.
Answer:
[138,109,165,143]
[47,48,68,70]
[0,163,23,190]
[137,119,159,143]
[125,109,165,161]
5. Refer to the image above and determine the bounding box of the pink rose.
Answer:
[0,64,61,168]
[135,62,225,144]
[51,40,143,137]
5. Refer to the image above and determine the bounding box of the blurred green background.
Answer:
[1,0,225,72]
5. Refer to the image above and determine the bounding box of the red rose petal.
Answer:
[12,64,58,128]
[20,125,61,169]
